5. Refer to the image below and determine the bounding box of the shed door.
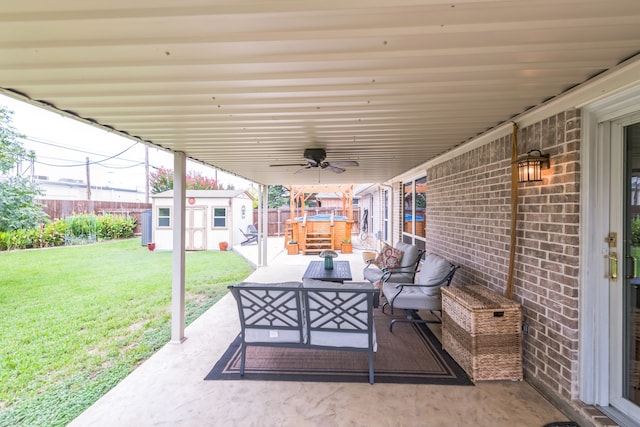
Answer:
[186,207,206,251]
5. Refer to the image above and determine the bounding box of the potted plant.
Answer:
[287,240,299,255]
[341,238,352,254]
[219,241,228,251]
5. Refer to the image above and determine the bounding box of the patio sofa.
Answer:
[227,279,378,383]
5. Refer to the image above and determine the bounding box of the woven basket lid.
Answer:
[442,285,520,310]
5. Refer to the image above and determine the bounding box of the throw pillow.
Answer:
[373,243,404,269]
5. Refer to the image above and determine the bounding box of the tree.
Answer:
[149,167,231,194]
[1,107,32,173]
[0,107,47,232]
[268,185,290,208]
[149,167,174,193]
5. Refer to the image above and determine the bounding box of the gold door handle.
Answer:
[626,255,637,279]
[610,253,618,280]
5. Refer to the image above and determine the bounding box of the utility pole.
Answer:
[86,157,91,200]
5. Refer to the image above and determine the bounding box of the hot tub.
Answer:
[287,214,353,254]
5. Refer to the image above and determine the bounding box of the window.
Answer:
[403,176,427,239]
[415,176,426,238]
[212,207,227,228]
[157,207,171,227]
[403,182,414,234]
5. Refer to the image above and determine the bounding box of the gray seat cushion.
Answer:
[396,241,419,269]
[391,241,420,282]
[382,282,443,311]
[415,254,451,295]
[363,267,386,283]
[382,254,452,311]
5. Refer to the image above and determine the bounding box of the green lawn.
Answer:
[0,239,254,427]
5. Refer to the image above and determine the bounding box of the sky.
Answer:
[0,94,251,192]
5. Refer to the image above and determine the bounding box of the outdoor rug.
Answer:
[205,310,473,385]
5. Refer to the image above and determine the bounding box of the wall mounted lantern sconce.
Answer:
[515,149,550,183]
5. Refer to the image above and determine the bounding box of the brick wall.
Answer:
[425,110,581,402]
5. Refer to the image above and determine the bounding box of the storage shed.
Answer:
[151,190,254,251]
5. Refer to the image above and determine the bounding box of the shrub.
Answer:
[0,214,137,251]
[633,217,640,247]
[40,220,69,247]
[97,213,136,240]
[65,214,98,240]
[1,228,35,250]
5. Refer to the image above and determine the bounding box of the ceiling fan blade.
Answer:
[270,163,308,167]
[275,149,355,174]
[294,166,311,174]
[328,160,359,167]
[325,165,346,174]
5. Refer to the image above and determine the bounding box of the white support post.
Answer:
[261,184,269,266]
[257,185,263,267]
[171,151,186,344]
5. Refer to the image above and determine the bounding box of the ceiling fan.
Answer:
[270,148,359,174]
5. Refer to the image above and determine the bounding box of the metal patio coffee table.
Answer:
[302,260,352,283]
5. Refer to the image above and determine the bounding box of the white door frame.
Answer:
[581,85,640,417]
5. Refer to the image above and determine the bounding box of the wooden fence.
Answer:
[253,207,362,237]
[40,199,152,235]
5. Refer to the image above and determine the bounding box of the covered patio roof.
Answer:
[1,0,639,185]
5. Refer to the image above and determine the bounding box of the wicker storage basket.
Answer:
[442,285,523,381]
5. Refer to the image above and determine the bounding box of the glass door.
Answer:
[623,123,640,408]
[610,121,640,421]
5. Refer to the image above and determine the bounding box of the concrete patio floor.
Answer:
[69,238,575,427]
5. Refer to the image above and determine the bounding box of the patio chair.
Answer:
[381,253,460,331]
[239,224,258,246]
[363,241,425,285]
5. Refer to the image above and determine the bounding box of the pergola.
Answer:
[287,184,355,221]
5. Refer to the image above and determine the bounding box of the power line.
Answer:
[34,155,155,171]
[23,135,109,158]
[22,135,144,166]
[24,137,140,168]
[94,162,146,170]
[34,159,146,171]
